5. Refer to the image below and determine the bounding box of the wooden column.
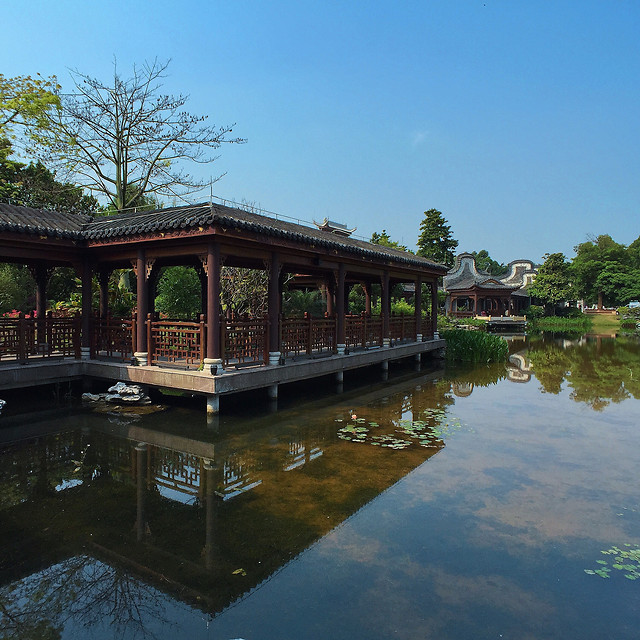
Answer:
[205,243,222,370]
[363,282,372,315]
[32,264,50,320]
[81,257,92,357]
[415,276,422,340]
[135,249,148,364]
[381,270,390,347]
[268,252,281,365]
[97,269,110,319]
[336,264,346,354]
[431,279,439,336]
[325,278,334,316]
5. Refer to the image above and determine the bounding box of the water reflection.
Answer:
[0,369,452,638]
[527,335,640,409]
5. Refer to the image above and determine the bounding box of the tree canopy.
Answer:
[571,235,640,307]
[0,154,97,213]
[41,59,245,212]
[471,249,508,276]
[528,252,574,312]
[0,73,60,155]
[416,209,458,266]
[370,229,409,252]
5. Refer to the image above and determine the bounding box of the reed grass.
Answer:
[441,329,509,364]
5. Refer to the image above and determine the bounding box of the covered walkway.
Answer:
[0,202,447,412]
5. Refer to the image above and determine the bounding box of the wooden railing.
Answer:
[281,314,336,357]
[147,316,205,368]
[1,310,439,368]
[222,316,269,366]
[345,315,382,349]
[389,315,416,342]
[421,316,435,339]
[91,316,134,361]
[0,314,81,362]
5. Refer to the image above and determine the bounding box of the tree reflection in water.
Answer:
[527,336,640,410]
[0,555,176,640]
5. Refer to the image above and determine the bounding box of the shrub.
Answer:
[441,329,509,363]
[523,305,544,319]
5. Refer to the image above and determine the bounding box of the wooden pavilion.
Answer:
[0,202,447,409]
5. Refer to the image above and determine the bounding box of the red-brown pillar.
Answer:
[431,279,439,337]
[205,243,222,373]
[325,278,335,316]
[336,264,346,354]
[81,257,92,358]
[268,252,282,365]
[135,249,149,365]
[381,270,390,347]
[415,276,422,340]
[97,269,110,319]
[363,282,372,315]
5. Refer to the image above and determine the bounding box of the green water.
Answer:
[1,335,640,639]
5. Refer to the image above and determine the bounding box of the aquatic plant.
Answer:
[530,316,592,333]
[336,407,466,449]
[440,329,509,363]
[585,544,640,580]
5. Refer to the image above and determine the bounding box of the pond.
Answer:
[1,334,640,639]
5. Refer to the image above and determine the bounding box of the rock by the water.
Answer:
[82,382,152,406]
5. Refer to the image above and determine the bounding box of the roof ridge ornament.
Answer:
[313,217,356,237]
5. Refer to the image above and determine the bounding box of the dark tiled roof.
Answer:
[0,203,91,239]
[83,202,447,271]
[0,201,447,272]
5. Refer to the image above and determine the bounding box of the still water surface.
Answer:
[1,335,640,639]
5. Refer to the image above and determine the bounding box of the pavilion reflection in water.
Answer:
[0,371,449,635]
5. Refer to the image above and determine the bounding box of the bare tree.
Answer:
[44,59,245,212]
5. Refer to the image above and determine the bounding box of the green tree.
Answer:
[471,249,508,276]
[571,235,630,307]
[416,209,458,266]
[42,59,245,212]
[370,230,409,252]
[0,155,97,213]
[528,252,574,314]
[155,267,201,319]
[0,73,60,154]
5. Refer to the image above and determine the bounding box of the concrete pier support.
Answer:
[267,383,278,400]
[206,394,220,415]
[335,370,344,384]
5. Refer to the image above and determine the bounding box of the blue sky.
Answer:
[5,1,639,264]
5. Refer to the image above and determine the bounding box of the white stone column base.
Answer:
[336,343,346,355]
[268,351,281,366]
[134,351,148,366]
[416,333,423,343]
[80,346,91,360]
[383,337,391,348]
[203,358,223,375]
[433,331,440,340]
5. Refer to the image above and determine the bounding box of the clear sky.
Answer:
[4,0,639,264]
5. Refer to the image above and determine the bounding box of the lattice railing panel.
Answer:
[222,317,268,366]
[148,318,205,367]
